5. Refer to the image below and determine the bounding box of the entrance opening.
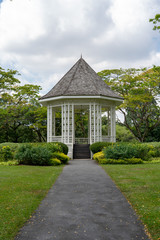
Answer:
[74,105,89,144]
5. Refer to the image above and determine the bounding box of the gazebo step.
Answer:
[73,144,91,159]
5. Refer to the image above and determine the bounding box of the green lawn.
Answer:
[102,163,160,240]
[0,165,63,240]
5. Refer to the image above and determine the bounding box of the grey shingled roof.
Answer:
[40,57,123,100]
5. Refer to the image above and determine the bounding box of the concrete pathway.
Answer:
[15,159,150,240]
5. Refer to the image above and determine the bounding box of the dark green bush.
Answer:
[15,144,52,166]
[54,142,68,155]
[52,152,69,164]
[135,144,151,160]
[90,142,113,154]
[104,144,138,159]
[45,143,62,153]
[104,143,151,161]
[33,142,68,155]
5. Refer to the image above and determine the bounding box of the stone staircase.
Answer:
[73,144,91,159]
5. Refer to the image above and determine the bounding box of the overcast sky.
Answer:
[0,0,159,95]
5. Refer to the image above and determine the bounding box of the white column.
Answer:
[72,104,74,144]
[97,105,99,142]
[47,106,52,142]
[89,103,92,144]
[64,104,66,143]
[47,106,50,142]
[67,103,69,143]
[52,109,55,136]
[100,105,102,142]
[94,103,96,142]
[62,104,64,143]
[110,106,116,142]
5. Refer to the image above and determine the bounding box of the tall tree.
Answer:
[98,67,160,142]
[0,67,47,143]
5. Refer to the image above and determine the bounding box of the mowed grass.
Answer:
[102,163,160,240]
[0,165,63,240]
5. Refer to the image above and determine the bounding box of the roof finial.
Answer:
[81,53,82,59]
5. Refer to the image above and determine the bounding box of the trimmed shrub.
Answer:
[104,144,138,160]
[0,146,13,162]
[98,158,143,164]
[15,144,52,166]
[93,151,105,161]
[45,143,62,153]
[98,159,108,164]
[0,160,19,166]
[49,158,61,166]
[104,143,151,161]
[54,142,68,155]
[52,152,69,164]
[15,144,32,165]
[90,142,113,154]
[144,142,160,157]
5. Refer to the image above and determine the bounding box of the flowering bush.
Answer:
[1,146,13,162]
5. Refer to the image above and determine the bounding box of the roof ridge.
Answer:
[80,58,100,95]
[62,58,81,95]
[39,57,123,100]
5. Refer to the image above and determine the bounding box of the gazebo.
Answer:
[39,57,123,158]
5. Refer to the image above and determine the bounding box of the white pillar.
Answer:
[89,103,92,144]
[47,106,52,142]
[72,104,74,144]
[110,106,116,142]
[100,105,102,142]
[94,103,96,142]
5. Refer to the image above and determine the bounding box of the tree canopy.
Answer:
[98,66,160,142]
[0,66,47,143]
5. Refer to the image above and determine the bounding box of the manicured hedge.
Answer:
[104,143,151,161]
[98,158,143,164]
[93,150,143,164]
[90,142,113,154]
[93,151,105,161]
[15,144,53,166]
[52,152,70,164]
[14,142,69,166]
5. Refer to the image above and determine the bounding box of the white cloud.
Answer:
[0,0,159,94]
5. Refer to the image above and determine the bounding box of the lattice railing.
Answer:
[75,138,89,144]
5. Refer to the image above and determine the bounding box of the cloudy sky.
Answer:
[0,0,159,95]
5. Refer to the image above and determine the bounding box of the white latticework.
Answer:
[62,103,74,144]
[89,103,102,144]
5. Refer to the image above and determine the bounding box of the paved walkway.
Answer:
[15,159,150,240]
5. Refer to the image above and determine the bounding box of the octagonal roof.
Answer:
[40,57,123,101]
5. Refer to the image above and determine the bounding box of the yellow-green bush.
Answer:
[99,158,143,164]
[93,151,105,161]
[52,152,69,164]
[49,158,61,166]
[0,160,19,166]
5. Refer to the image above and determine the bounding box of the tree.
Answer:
[149,14,160,32]
[116,124,137,142]
[98,67,160,142]
[0,66,47,143]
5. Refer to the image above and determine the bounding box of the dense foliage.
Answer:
[104,143,151,161]
[90,142,113,154]
[98,67,160,142]
[0,66,47,143]
[0,142,69,166]
[91,141,160,164]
